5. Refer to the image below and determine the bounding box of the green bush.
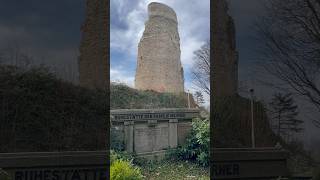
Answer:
[110,150,134,164]
[170,118,209,166]
[110,159,143,180]
[110,150,143,180]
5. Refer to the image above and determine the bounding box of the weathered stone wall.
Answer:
[78,0,108,90]
[177,122,192,145]
[135,2,184,93]
[111,108,199,157]
[212,0,238,97]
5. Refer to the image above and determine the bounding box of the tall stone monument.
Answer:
[212,0,277,150]
[212,0,238,97]
[135,2,184,93]
[79,0,109,90]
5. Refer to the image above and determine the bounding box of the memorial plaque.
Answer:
[134,123,169,153]
[154,125,169,150]
[134,126,154,153]
[111,108,200,158]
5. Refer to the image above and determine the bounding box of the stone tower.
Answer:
[212,0,238,97]
[79,0,109,90]
[135,2,184,93]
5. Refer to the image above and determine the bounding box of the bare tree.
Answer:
[269,92,303,142]
[256,0,320,127]
[194,91,205,105]
[192,41,210,96]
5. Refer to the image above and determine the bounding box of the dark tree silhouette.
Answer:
[269,93,304,142]
[256,0,320,128]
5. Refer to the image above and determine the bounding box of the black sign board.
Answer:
[212,148,290,179]
[0,151,108,180]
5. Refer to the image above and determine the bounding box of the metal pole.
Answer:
[250,89,255,148]
[187,90,190,108]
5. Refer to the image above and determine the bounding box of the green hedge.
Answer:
[110,82,188,109]
[0,65,107,152]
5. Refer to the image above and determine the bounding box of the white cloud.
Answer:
[111,0,210,95]
[111,0,210,66]
[110,1,146,55]
[110,68,135,87]
[180,37,205,67]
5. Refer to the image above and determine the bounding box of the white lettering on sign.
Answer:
[213,163,240,177]
[113,113,186,120]
[13,168,106,180]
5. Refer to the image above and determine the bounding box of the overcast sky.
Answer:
[0,0,85,82]
[110,0,210,98]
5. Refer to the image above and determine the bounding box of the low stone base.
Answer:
[111,108,199,156]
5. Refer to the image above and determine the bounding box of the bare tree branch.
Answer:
[256,0,320,127]
[192,41,210,96]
